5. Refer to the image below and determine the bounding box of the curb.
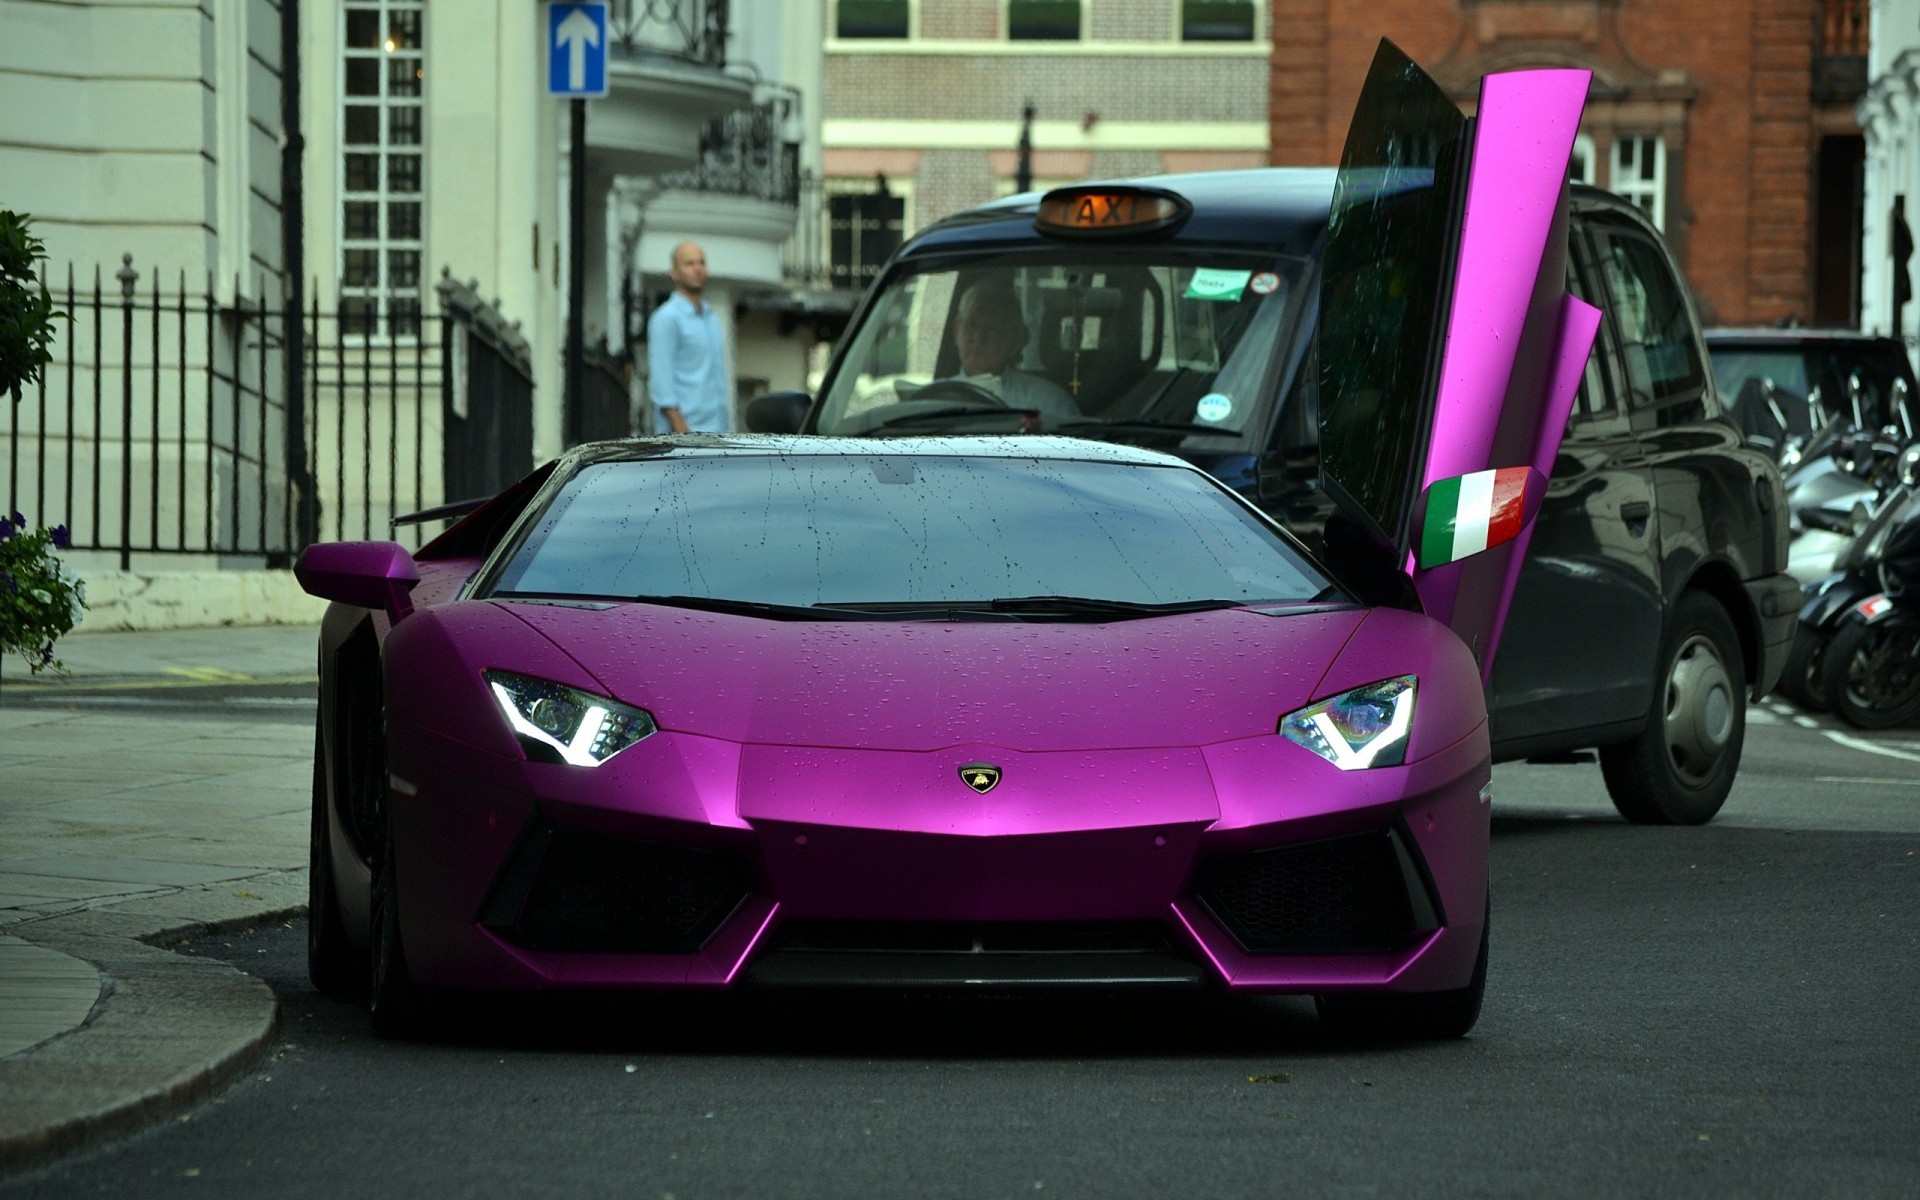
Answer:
[0,906,303,1173]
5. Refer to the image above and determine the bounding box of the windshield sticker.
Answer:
[1184,268,1252,302]
[1248,271,1281,296]
[1195,393,1234,423]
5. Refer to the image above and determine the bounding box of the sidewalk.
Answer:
[0,624,319,1169]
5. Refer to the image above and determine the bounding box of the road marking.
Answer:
[1822,729,1920,764]
[1815,776,1920,787]
[1793,715,1819,728]
[1748,708,1779,724]
[163,666,256,683]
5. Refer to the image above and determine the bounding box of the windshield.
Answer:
[486,454,1330,614]
[814,251,1306,439]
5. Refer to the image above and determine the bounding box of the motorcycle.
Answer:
[1810,445,1920,729]
[1779,377,1914,586]
[1776,443,1920,712]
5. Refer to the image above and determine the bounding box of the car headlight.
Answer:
[1279,675,1416,770]
[484,670,656,766]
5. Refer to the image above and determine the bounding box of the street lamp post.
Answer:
[1016,100,1035,194]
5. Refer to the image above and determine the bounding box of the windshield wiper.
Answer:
[627,594,835,620]
[988,595,1247,616]
[859,405,1039,436]
[1052,418,1235,440]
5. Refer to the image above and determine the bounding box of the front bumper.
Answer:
[383,721,1491,997]
[1746,570,1806,698]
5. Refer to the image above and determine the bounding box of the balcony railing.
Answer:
[609,0,729,68]
[658,92,800,205]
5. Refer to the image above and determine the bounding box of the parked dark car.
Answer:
[749,68,1797,827]
[1706,327,1919,457]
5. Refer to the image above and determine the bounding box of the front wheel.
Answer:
[1820,614,1920,730]
[308,719,365,999]
[1600,592,1746,825]
[368,822,437,1038]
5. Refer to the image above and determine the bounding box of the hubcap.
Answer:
[1664,633,1733,788]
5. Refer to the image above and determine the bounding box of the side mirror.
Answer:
[294,541,421,621]
[745,391,811,434]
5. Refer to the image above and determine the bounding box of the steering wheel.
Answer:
[905,378,1007,409]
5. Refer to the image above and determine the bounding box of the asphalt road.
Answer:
[3,701,1916,1199]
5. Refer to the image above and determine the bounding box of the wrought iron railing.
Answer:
[0,258,536,563]
[658,90,801,205]
[609,0,729,68]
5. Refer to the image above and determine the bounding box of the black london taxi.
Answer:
[748,44,1799,826]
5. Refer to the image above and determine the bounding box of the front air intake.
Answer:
[1195,827,1441,954]
[479,821,752,954]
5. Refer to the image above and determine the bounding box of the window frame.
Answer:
[833,0,913,40]
[823,176,915,292]
[1586,212,1709,431]
[1005,0,1083,42]
[1607,134,1666,232]
[1178,0,1258,43]
[338,0,427,340]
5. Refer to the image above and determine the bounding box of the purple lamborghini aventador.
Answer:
[296,43,1598,1039]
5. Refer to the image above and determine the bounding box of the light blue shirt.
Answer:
[647,292,730,432]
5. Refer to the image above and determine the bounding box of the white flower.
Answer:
[30,588,52,605]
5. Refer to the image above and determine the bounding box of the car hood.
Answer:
[500,600,1366,753]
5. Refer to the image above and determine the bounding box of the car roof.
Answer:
[1703,327,1904,346]
[564,433,1197,471]
[898,167,1641,260]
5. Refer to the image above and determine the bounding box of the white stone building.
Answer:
[1860,0,1920,353]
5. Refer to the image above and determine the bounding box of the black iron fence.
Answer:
[610,0,729,67]
[0,261,534,564]
[659,90,801,205]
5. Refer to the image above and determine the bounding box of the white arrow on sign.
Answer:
[556,7,601,92]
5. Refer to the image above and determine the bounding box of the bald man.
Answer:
[647,241,731,433]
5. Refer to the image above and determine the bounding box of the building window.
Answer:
[826,178,908,291]
[836,0,908,38]
[1569,133,1597,185]
[1181,0,1254,41]
[1610,135,1665,231]
[1008,0,1080,40]
[341,0,425,336]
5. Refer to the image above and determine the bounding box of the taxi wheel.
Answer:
[1600,592,1746,825]
[1315,908,1487,1041]
[368,825,435,1038]
[308,721,365,1000]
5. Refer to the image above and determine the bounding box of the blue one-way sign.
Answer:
[547,2,608,98]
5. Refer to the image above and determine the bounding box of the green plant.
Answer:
[1,211,60,403]
[0,513,86,677]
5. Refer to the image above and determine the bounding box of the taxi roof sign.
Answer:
[1035,186,1189,238]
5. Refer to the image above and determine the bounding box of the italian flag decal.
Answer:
[1418,467,1534,570]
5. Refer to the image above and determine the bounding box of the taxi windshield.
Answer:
[815,251,1306,439]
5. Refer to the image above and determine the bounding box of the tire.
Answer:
[1774,622,1832,713]
[1315,905,1488,1041]
[1820,614,1920,731]
[308,720,366,999]
[1600,591,1746,825]
[368,817,437,1038]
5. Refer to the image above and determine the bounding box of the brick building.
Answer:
[821,0,1269,289]
[1269,0,1868,328]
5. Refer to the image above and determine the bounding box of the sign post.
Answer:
[546,2,608,446]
